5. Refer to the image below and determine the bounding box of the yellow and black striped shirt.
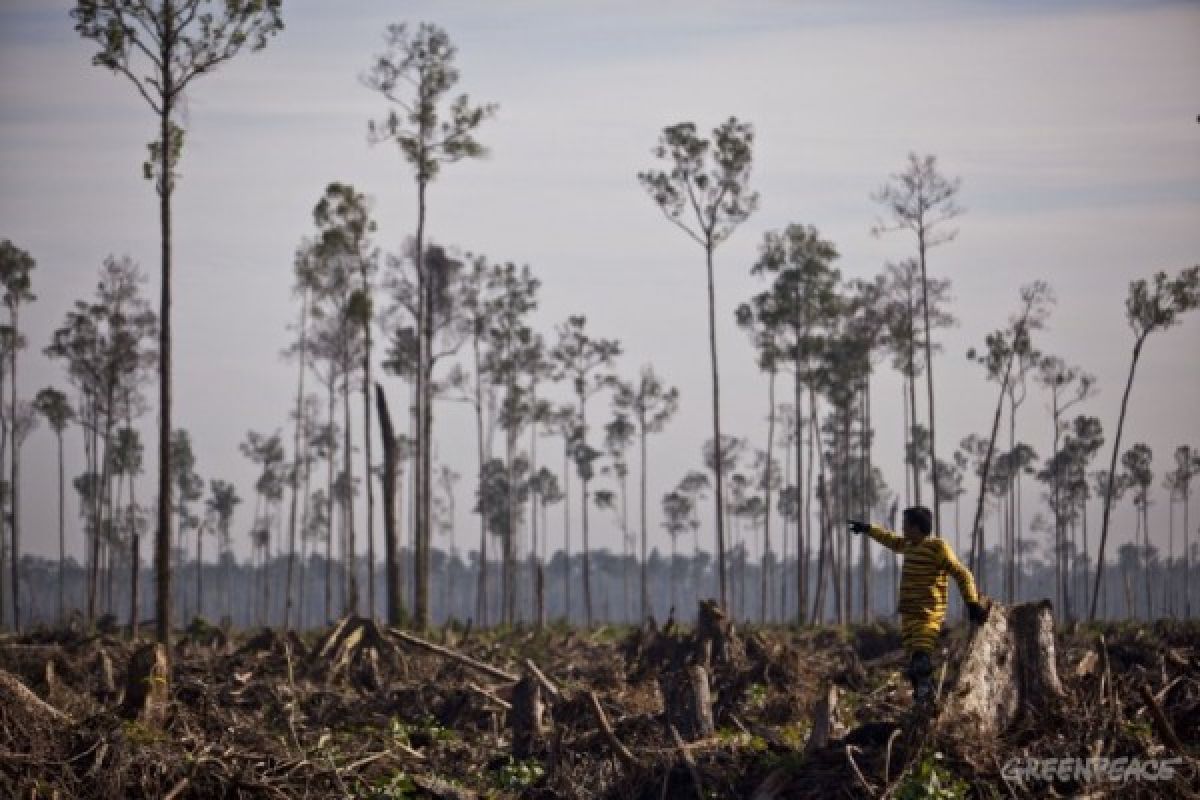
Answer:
[867,525,979,617]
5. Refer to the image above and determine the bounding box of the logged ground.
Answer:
[0,609,1197,799]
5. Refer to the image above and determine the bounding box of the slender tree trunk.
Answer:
[95,405,115,626]
[969,332,1024,579]
[130,473,139,640]
[413,177,431,630]
[563,441,571,623]
[376,383,402,625]
[504,402,517,626]
[530,408,544,629]
[795,376,806,624]
[639,423,649,622]
[1081,497,1089,619]
[1007,394,1017,603]
[861,379,872,623]
[669,535,677,612]
[1167,497,1175,617]
[762,369,775,625]
[579,395,593,627]
[704,242,728,609]
[196,523,203,619]
[1142,501,1152,620]
[341,370,357,615]
[283,289,308,630]
[1051,388,1063,615]
[840,412,851,625]
[918,231,943,535]
[9,305,20,631]
[362,278,376,622]
[1185,471,1192,617]
[804,388,816,624]
[811,477,828,624]
[324,381,336,624]
[620,469,629,624]
[473,337,488,627]
[0,361,7,629]
[1089,337,1144,621]
[299,463,311,629]
[57,431,66,624]
[906,282,922,505]
[781,423,791,621]
[155,30,175,647]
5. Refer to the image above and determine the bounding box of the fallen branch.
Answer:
[523,658,561,702]
[1136,683,1185,755]
[390,629,517,683]
[587,690,638,768]
[0,667,70,724]
[845,744,875,796]
[467,681,512,711]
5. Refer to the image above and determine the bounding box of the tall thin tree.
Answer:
[365,22,496,630]
[35,388,75,623]
[872,154,963,537]
[551,315,620,627]
[613,366,679,623]
[0,240,36,630]
[1089,266,1200,621]
[72,0,283,646]
[639,118,758,610]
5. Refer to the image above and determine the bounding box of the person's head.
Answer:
[901,506,933,542]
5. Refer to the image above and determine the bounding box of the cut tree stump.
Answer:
[95,649,117,705]
[660,664,714,741]
[510,670,546,758]
[940,599,1064,738]
[804,682,841,754]
[121,642,170,727]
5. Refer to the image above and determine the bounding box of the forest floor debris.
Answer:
[0,613,1196,798]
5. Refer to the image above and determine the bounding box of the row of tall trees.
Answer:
[10,5,1196,647]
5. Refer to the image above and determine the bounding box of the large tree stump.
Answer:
[941,600,1063,738]
[660,664,714,741]
[510,671,546,758]
[121,642,170,727]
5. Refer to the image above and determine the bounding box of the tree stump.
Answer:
[94,649,117,705]
[660,664,714,741]
[121,642,170,727]
[804,682,841,754]
[940,600,1063,738]
[510,671,545,758]
[694,598,737,669]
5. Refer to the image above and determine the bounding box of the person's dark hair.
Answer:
[902,506,933,535]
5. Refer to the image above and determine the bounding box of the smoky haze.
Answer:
[2,0,1199,574]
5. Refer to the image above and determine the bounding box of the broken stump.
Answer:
[121,642,170,727]
[510,670,546,758]
[660,664,714,741]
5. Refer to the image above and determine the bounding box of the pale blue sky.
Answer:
[3,1,1199,569]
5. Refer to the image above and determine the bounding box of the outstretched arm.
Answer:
[865,524,907,554]
[938,540,980,605]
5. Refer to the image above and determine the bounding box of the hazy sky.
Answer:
[3,0,1198,569]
